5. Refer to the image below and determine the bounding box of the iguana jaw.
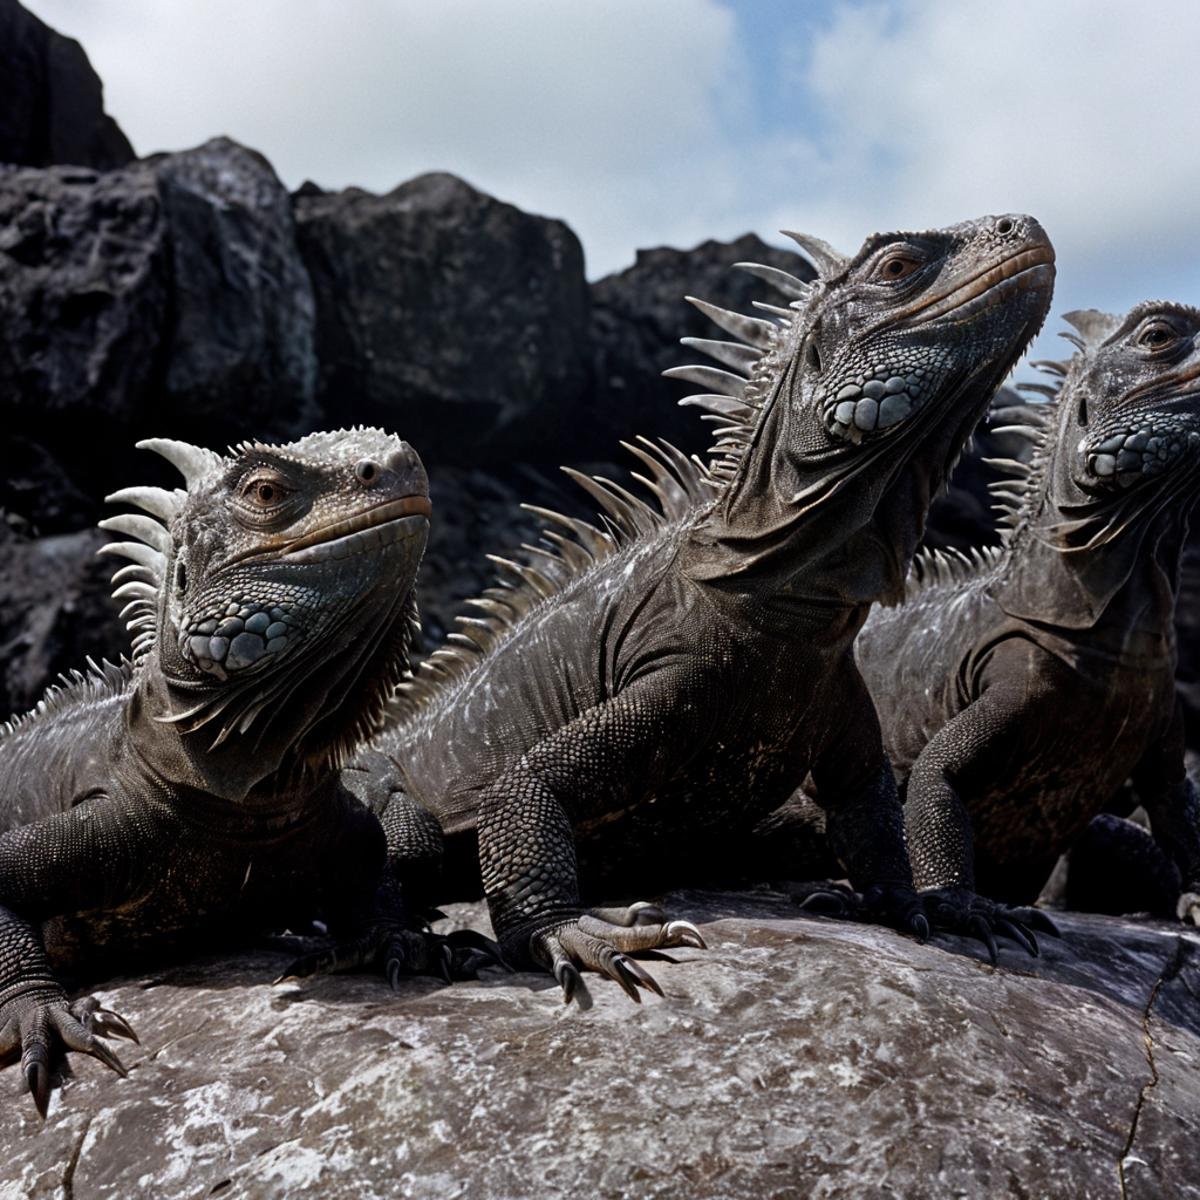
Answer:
[230,496,432,565]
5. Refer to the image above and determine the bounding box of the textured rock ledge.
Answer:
[2,890,1197,1200]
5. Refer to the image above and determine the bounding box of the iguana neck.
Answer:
[993,468,1195,658]
[681,359,977,626]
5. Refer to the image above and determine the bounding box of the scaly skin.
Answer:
[0,428,490,1116]
[352,215,1056,1003]
[849,302,1200,944]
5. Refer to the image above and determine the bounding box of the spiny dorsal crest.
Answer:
[1058,308,1121,352]
[398,437,715,710]
[96,438,216,664]
[666,233,831,482]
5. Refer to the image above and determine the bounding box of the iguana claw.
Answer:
[527,902,707,1006]
[277,924,502,988]
[0,989,134,1117]
[923,886,1053,962]
[1177,891,1200,926]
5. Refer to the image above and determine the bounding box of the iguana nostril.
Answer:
[354,459,380,486]
[995,217,1015,236]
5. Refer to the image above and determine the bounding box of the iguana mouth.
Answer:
[281,495,431,563]
[219,495,432,566]
[907,245,1056,325]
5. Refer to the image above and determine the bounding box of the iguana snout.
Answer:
[1063,303,1200,496]
[816,214,1054,445]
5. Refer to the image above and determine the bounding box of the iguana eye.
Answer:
[1138,319,1179,351]
[241,471,291,509]
[873,252,922,282]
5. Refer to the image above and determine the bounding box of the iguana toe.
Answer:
[922,887,1053,961]
[278,924,501,989]
[527,904,706,1006]
[1,989,132,1117]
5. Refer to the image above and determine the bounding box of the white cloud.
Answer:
[23,0,1200,366]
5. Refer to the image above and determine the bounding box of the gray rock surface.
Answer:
[0,0,134,171]
[2,891,1196,1199]
[294,173,591,466]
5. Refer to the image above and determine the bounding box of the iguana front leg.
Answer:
[476,684,706,1005]
[0,798,146,1115]
[1131,699,1200,925]
[902,693,1059,960]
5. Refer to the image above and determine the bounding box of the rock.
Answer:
[0,138,318,516]
[1,892,1196,1198]
[294,173,591,466]
[0,0,133,171]
[0,519,125,722]
[152,139,318,447]
[590,234,815,455]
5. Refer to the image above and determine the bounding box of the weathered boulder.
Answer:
[0,0,133,171]
[0,519,124,721]
[590,234,816,455]
[150,139,319,447]
[294,174,591,466]
[0,138,318,523]
[1,892,1196,1199]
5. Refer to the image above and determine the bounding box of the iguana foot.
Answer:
[794,881,931,942]
[1177,890,1200,926]
[0,988,137,1117]
[277,925,504,989]
[524,904,707,1007]
[920,886,1060,963]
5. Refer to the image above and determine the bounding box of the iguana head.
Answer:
[1056,303,1200,505]
[675,214,1055,602]
[99,428,428,774]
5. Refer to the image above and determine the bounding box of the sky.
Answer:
[25,0,1200,370]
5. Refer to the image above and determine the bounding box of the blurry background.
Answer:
[2,0,1199,727]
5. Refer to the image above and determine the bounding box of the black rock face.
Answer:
[0,138,317,527]
[0,0,134,170]
[295,173,592,466]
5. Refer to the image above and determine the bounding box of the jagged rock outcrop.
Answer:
[0,138,318,527]
[0,0,133,171]
[1,892,1196,1199]
[590,234,816,455]
[294,174,591,466]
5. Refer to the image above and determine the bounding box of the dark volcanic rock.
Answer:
[0,0,134,171]
[0,893,1196,1198]
[151,138,318,446]
[589,234,815,454]
[0,159,166,436]
[0,519,124,722]
[294,173,591,465]
[0,138,317,517]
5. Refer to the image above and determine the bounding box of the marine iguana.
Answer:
[843,302,1200,942]
[348,214,1056,1002]
[0,427,481,1115]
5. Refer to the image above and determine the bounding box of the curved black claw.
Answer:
[794,881,930,943]
[0,990,133,1117]
[923,887,1053,962]
[277,924,503,989]
[524,901,706,1006]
